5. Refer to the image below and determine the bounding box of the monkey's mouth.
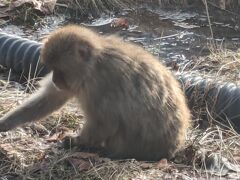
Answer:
[52,78,69,91]
[52,82,64,91]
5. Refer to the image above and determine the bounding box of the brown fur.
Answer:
[0,25,191,161]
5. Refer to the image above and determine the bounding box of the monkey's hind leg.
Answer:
[63,124,104,148]
[62,132,106,153]
[63,119,118,154]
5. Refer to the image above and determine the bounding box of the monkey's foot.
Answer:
[0,120,14,132]
[62,135,81,149]
[62,135,105,153]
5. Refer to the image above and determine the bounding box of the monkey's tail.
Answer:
[176,72,240,133]
[0,32,49,81]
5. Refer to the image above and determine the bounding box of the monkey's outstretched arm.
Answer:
[0,77,72,132]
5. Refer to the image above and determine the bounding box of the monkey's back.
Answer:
[80,35,191,161]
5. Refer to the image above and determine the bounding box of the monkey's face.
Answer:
[52,69,69,90]
[43,56,81,92]
[40,33,96,92]
[39,25,104,93]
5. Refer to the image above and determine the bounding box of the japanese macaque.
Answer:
[0,25,191,161]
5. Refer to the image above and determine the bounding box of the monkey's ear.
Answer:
[77,43,92,62]
[40,35,49,44]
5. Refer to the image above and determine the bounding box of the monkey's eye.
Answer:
[46,62,58,71]
[77,44,91,62]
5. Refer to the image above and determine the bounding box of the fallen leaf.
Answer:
[68,158,92,172]
[71,152,100,160]
[57,125,72,132]
[0,143,19,159]
[234,156,240,163]
[205,153,240,176]
[0,0,9,7]
[157,158,169,169]
[9,0,56,14]
[30,123,49,135]
[0,8,9,18]
[29,161,50,174]
[111,18,129,29]
[46,132,62,142]
[140,162,153,169]
[0,3,5,7]
[39,0,56,14]
[67,152,101,172]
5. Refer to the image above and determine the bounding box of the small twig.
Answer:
[55,3,69,8]
[154,31,189,40]
[207,1,240,17]
[203,0,214,39]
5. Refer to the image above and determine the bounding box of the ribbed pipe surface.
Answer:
[0,32,49,79]
[177,73,240,132]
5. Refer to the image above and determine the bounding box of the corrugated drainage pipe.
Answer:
[177,73,240,133]
[0,32,49,79]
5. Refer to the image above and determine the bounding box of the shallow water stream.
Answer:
[1,6,240,68]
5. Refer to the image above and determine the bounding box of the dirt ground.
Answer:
[0,0,239,179]
[0,47,239,180]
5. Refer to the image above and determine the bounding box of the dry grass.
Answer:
[59,0,239,11]
[0,47,240,179]
[183,44,240,84]
[175,45,240,133]
[7,0,240,24]
[56,0,128,17]
[54,0,188,18]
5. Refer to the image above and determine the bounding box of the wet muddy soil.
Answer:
[0,6,240,67]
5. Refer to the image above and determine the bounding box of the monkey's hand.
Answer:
[0,76,72,133]
[0,116,16,132]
